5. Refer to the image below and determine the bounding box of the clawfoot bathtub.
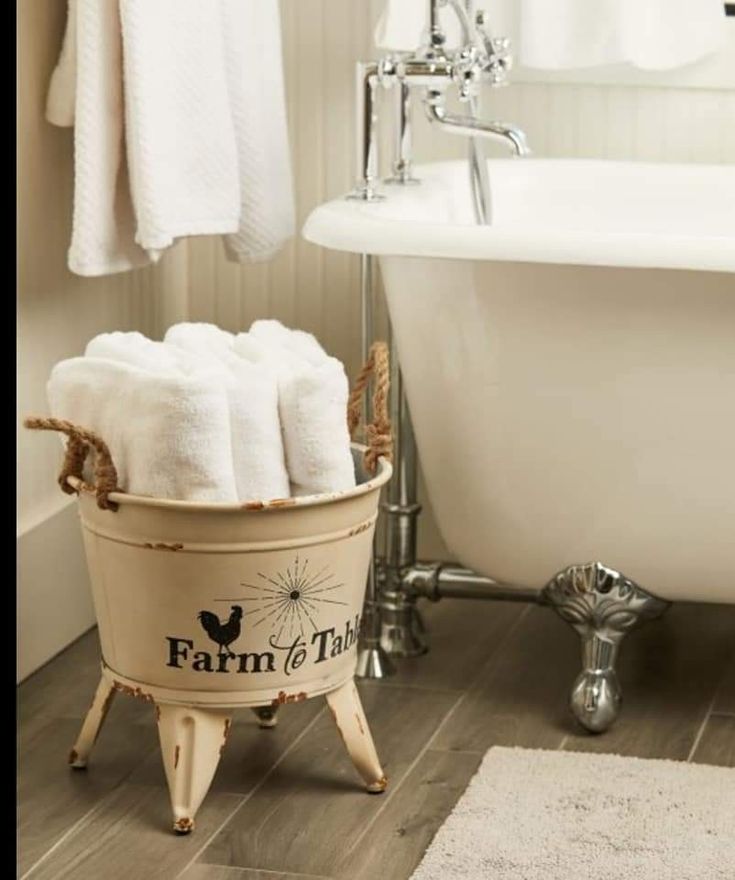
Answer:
[304,158,735,732]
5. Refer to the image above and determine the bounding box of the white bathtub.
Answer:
[304,159,735,604]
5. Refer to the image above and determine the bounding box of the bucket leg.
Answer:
[326,680,387,794]
[69,677,117,769]
[252,706,278,729]
[156,704,232,834]
[542,562,669,733]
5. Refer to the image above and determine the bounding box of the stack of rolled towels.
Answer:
[46,321,357,503]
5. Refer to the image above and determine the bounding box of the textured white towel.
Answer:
[46,0,78,127]
[519,0,728,70]
[48,353,238,502]
[221,0,296,263]
[235,321,356,497]
[164,323,290,502]
[63,0,151,276]
[47,0,294,275]
[119,0,240,256]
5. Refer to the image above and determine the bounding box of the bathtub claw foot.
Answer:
[542,562,669,734]
[570,668,621,733]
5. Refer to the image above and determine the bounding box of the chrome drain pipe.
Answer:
[403,562,543,604]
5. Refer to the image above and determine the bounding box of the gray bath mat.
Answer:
[411,746,735,880]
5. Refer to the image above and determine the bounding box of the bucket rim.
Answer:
[67,444,392,514]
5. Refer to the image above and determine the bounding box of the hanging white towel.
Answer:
[235,321,356,497]
[47,354,239,502]
[519,0,728,71]
[46,0,295,276]
[118,0,241,256]
[220,0,296,263]
[46,0,78,128]
[163,323,291,502]
[56,0,150,277]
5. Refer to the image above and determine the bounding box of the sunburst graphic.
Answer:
[217,555,346,640]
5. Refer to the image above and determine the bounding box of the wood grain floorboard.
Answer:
[199,683,458,876]
[384,598,525,693]
[433,606,579,753]
[23,784,242,880]
[18,629,100,730]
[563,604,735,760]
[334,749,481,880]
[690,714,735,768]
[19,602,735,880]
[18,628,152,748]
[713,651,735,714]
[181,865,330,880]
[18,715,159,877]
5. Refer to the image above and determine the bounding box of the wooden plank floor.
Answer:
[18,599,735,880]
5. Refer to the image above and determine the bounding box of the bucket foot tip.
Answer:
[173,817,194,835]
[68,749,87,769]
[366,777,388,794]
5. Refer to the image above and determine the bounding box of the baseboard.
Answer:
[17,499,95,682]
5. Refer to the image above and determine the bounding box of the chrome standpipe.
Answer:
[385,80,419,186]
[347,63,385,202]
[355,254,395,680]
[376,332,427,658]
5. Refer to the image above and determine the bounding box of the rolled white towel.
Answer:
[47,356,238,502]
[164,322,290,502]
[234,321,356,496]
[85,329,189,373]
[248,319,328,366]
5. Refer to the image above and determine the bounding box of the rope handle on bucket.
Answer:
[347,341,393,474]
[23,341,392,510]
[23,417,121,511]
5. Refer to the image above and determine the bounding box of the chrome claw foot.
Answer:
[542,562,669,734]
[570,667,621,734]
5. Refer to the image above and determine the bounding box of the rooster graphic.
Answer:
[197,605,243,659]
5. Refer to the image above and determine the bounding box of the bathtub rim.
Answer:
[303,158,735,274]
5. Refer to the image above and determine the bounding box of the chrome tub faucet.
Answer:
[348,0,530,221]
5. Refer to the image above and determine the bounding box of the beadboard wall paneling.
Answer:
[17,0,164,680]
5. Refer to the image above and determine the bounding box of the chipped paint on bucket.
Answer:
[77,447,392,708]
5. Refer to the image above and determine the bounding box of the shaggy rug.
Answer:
[411,747,735,880]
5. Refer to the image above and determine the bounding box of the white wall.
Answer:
[17,0,734,679]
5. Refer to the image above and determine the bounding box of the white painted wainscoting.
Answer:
[17,0,734,679]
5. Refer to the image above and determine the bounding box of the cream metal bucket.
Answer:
[76,448,391,708]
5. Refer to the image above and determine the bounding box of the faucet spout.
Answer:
[425,96,531,157]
